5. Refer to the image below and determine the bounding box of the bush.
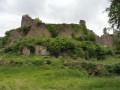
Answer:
[114,63,120,74]
[45,24,61,38]
[87,33,96,42]
[104,65,114,75]
[18,25,31,35]
[71,24,81,33]
[35,18,42,26]
[4,37,112,59]
[45,60,52,65]
[81,62,97,75]
[0,37,6,48]
[105,63,120,75]
[94,46,113,60]
[32,60,45,66]
[45,37,75,57]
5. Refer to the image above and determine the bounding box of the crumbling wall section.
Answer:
[97,33,114,48]
[22,47,31,56]
[35,45,49,56]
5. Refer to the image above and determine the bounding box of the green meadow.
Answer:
[0,54,120,90]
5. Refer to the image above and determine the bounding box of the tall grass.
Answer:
[0,54,120,90]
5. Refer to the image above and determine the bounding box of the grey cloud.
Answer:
[13,0,47,16]
[0,0,110,36]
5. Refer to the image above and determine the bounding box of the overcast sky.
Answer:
[0,0,110,36]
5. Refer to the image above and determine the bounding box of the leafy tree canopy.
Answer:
[107,0,120,30]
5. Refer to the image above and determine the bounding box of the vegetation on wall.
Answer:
[35,18,42,26]
[45,24,64,38]
[0,37,7,48]
[4,37,113,59]
[74,33,96,42]
[17,25,31,36]
[71,24,81,33]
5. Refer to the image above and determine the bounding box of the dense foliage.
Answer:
[0,37,7,48]
[35,18,42,26]
[114,31,120,53]
[107,0,120,53]
[105,62,120,75]
[17,25,31,35]
[45,24,63,38]
[5,37,112,59]
[107,0,120,29]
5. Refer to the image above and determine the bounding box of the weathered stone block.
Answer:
[22,47,30,56]
[35,45,49,56]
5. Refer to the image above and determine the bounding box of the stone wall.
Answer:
[22,46,49,56]
[97,32,114,48]
[35,45,49,56]
[22,47,31,56]
[59,25,73,38]
[21,15,35,27]
[7,30,23,44]
[25,24,51,38]
[79,20,86,27]
[6,15,116,49]
[6,15,88,44]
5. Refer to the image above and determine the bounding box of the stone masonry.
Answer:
[35,45,49,56]
[22,47,31,56]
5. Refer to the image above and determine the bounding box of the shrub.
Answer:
[32,60,45,66]
[5,30,14,36]
[81,62,97,75]
[4,37,112,59]
[87,33,96,42]
[19,25,31,35]
[71,24,81,33]
[104,65,114,75]
[81,62,96,71]
[35,18,42,26]
[45,24,61,38]
[0,37,6,48]
[114,63,120,74]
[45,60,52,65]
[105,63,120,75]
[23,25,31,35]
[45,37,75,57]
[94,46,113,60]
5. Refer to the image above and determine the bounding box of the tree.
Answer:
[107,0,120,52]
[107,0,120,30]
